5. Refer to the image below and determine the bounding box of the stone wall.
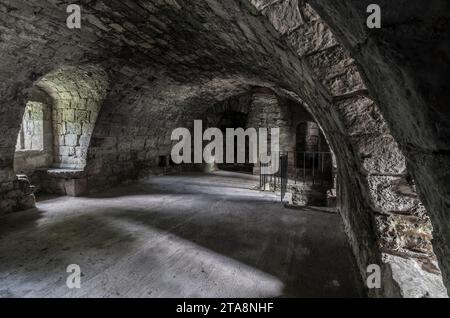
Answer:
[0,176,35,215]
[247,89,293,154]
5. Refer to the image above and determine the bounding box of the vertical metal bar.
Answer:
[294,152,297,185]
[283,154,286,202]
[321,152,324,186]
[277,153,280,191]
[260,162,262,189]
[312,152,315,185]
[303,152,306,184]
[280,154,283,202]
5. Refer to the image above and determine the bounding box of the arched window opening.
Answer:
[17,102,44,151]
[14,88,54,175]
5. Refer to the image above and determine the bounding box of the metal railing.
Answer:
[259,152,289,202]
[260,151,333,201]
[294,151,333,186]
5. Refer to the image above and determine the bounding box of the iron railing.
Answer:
[260,151,333,201]
[259,152,289,202]
[294,151,333,186]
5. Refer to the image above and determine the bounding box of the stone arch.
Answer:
[204,93,253,125]
[34,65,109,170]
[84,75,270,188]
[7,65,109,197]
[12,65,108,175]
[200,87,307,173]
[304,0,450,295]
[23,65,110,196]
[248,0,446,297]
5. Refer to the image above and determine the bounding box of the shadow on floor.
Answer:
[0,172,366,298]
[101,205,365,298]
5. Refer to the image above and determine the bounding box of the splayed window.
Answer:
[16,102,45,152]
[14,94,54,175]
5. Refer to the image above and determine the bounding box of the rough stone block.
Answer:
[75,110,90,123]
[65,134,79,147]
[65,122,82,135]
[62,109,75,122]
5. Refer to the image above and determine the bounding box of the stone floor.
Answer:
[0,171,365,298]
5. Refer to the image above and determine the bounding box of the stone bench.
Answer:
[32,168,87,197]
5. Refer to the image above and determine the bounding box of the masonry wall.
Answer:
[0,176,35,214]
[247,89,293,154]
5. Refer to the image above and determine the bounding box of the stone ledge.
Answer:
[382,253,448,298]
[43,168,85,179]
[32,168,88,197]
